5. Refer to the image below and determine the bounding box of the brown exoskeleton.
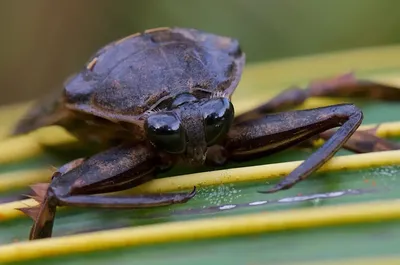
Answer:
[13,27,400,240]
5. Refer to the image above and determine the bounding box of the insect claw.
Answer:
[174,186,197,203]
[189,186,197,197]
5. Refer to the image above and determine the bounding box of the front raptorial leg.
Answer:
[20,144,196,240]
[233,73,400,153]
[219,104,363,193]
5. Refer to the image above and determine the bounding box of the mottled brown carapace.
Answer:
[12,27,400,240]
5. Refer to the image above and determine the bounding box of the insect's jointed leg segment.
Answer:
[224,104,363,192]
[22,144,196,240]
[234,73,400,153]
[56,189,196,209]
[235,73,400,123]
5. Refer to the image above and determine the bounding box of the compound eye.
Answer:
[201,98,234,145]
[145,112,186,154]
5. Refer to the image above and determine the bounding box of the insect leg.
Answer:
[234,73,400,153]
[25,144,195,240]
[220,104,363,193]
[235,72,400,122]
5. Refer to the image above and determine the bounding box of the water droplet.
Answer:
[249,201,267,206]
[219,204,236,210]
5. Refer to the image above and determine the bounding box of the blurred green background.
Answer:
[1,0,400,106]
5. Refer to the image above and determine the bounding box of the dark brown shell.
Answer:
[12,27,245,140]
[65,27,245,123]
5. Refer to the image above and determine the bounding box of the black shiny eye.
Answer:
[201,98,234,145]
[145,112,186,154]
